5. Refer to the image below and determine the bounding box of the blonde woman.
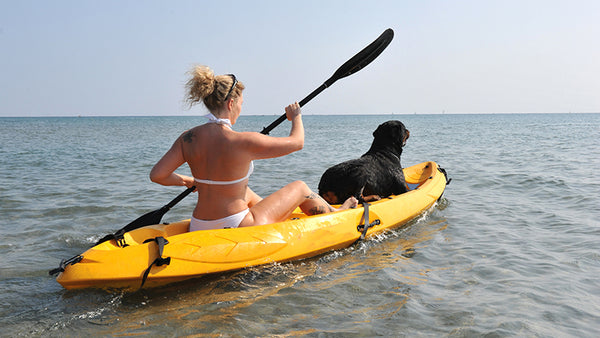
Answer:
[150,66,357,231]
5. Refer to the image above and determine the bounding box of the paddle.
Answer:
[95,28,394,246]
[95,186,197,246]
[261,28,394,134]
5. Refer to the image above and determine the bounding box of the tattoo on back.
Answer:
[183,130,194,143]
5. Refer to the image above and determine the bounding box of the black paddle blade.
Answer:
[95,186,196,246]
[121,186,196,231]
[261,28,394,135]
[94,208,166,246]
[122,208,167,232]
[327,28,394,86]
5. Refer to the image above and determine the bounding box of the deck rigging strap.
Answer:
[140,236,171,289]
[360,202,371,240]
[356,201,381,241]
[438,166,452,185]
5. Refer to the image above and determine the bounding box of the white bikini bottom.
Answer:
[189,209,250,231]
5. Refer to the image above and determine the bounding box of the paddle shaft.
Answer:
[260,83,327,135]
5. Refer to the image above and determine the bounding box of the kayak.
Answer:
[55,161,449,290]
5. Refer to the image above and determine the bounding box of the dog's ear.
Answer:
[372,121,394,140]
[373,120,408,146]
[372,123,386,139]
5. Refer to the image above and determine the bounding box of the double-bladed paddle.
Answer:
[96,28,394,246]
[261,28,394,134]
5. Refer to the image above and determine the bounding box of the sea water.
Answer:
[1,113,598,336]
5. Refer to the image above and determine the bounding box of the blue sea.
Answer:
[1,113,599,336]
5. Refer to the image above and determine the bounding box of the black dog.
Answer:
[318,120,410,204]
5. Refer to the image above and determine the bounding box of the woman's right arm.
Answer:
[286,102,304,147]
[240,102,304,159]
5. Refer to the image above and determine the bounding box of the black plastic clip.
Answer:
[95,229,128,248]
[357,219,382,239]
[49,254,83,276]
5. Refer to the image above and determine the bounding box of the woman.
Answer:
[150,65,357,231]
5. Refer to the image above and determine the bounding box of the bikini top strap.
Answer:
[204,113,232,129]
[194,161,254,185]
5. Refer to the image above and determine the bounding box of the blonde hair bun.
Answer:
[185,65,244,111]
[186,65,215,106]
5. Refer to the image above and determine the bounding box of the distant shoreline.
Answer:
[1,112,598,118]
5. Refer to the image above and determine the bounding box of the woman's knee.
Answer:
[286,180,310,192]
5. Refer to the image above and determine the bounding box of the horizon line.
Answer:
[1,111,598,118]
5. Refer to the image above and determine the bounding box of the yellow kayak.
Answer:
[55,161,449,290]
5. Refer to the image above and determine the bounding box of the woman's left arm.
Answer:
[150,136,195,187]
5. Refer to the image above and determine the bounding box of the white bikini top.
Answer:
[193,113,253,185]
[194,161,254,185]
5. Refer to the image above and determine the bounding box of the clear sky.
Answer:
[1,0,599,116]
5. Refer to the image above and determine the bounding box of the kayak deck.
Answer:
[56,161,448,290]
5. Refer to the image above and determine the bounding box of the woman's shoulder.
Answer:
[180,126,203,144]
[180,124,218,141]
[230,130,270,144]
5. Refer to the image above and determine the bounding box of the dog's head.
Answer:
[371,120,410,153]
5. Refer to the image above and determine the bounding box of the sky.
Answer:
[1,0,599,116]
